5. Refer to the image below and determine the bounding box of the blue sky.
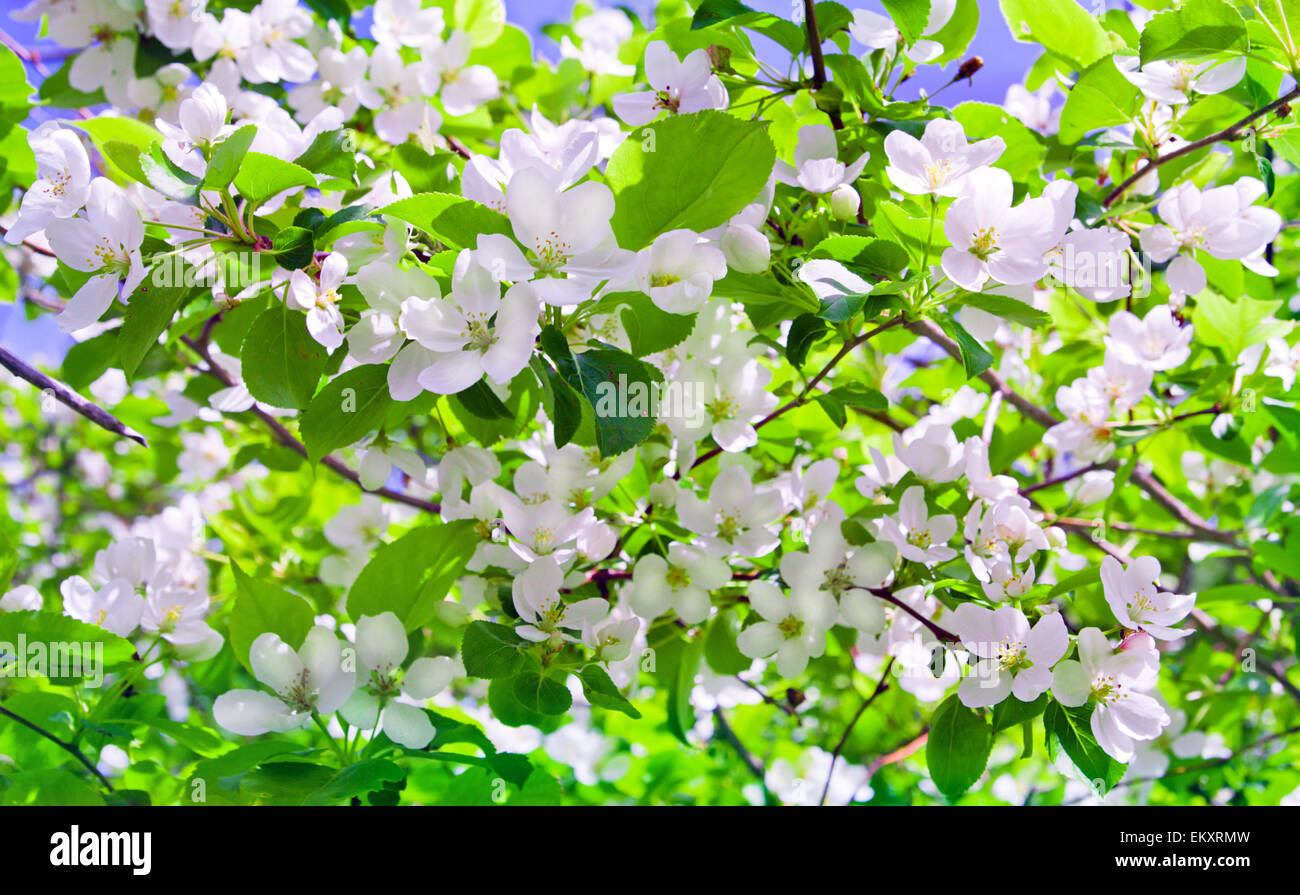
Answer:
[0,0,1034,365]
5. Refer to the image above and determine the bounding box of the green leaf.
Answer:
[233,152,316,205]
[540,326,664,456]
[454,0,506,46]
[578,665,642,718]
[530,355,583,448]
[926,694,992,800]
[606,110,776,250]
[1193,292,1286,360]
[655,630,702,745]
[999,0,1113,71]
[299,364,392,465]
[991,692,1048,733]
[292,128,358,181]
[936,314,994,378]
[118,277,189,380]
[591,291,698,357]
[825,382,889,410]
[72,117,161,185]
[188,739,307,783]
[508,769,563,805]
[305,758,405,805]
[951,101,1044,179]
[513,670,573,715]
[240,303,328,410]
[379,193,513,249]
[140,143,201,202]
[691,0,756,29]
[929,0,980,63]
[272,225,316,270]
[881,0,931,45]
[0,768,105,806]
[954,293,1053,329]
[787,313,830,367]
[460,621,528,679]
[60,329,119,389]
[0,611,136,683]
[228,563,316,670]
[204,125,258,191]
[346,520,479,631]
[1044,700,1125,793]
[452,378,512,420]
[1139,0,1248,65]
[1058,56,1143,145]
[810,235,909,280]
[703,609,753,675]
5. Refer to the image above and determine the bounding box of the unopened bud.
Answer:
[721,223,770,273]
[830,183,860,221]
[1277,102,1292,120]
[1120,631,1155,653]
[649,480,678,509]
[957,56,983,82]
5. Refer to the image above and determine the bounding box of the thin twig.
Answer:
[1103,85,1300,208]
[861,586,960,643]
[0,703,115,793]
[819,657,893,805]
[179,335,440,514]
[688,317,904,474]
[712,707,767,781]
[0,345,148,447]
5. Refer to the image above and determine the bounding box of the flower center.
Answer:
[463,315,496,351]
[969,226,1000,260]
[534,231,572,274]
[665,564,690,591]
[281,668,317,713]
[821,561,853,597]
[924,159,952,189]
[777,615,803,639]
[716,509,741,542]
[653,88,681,114]
[1091,672,1128,705]
[996,638,1030,673]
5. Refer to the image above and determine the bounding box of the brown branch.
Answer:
[1103,85,1300,208]
[861,586,960,643]
[0,345,148,447]
[0,223,59,258]
[1020,462,1101,496]
[906,318,1058,428]
[180,336,440,514]
[446,135,473,160]
[908,317,1257,559]
[802,0,843,130]
[687,317,904,474]
[866,727,929,778]
[819,657,893,805]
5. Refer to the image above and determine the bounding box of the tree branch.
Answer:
[1103,85,1300,208]
[712,707,767,782]
[802,0,843,129]
[0,702,115,793]
[820,657,893,805]
[179,336,440,514]
[688,317,904,474]
[861,586,960,643]
[0,345,148,447]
